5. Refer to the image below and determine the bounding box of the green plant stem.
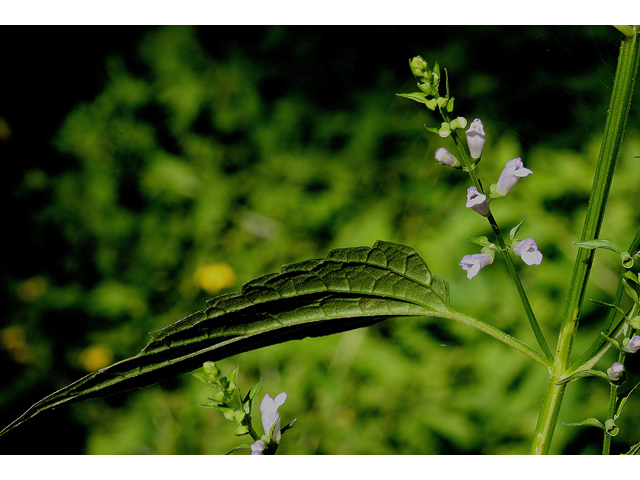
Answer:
[441,310,549,369]
[602,383,616,455]
[487,212,554,361]
[530,29,640,455]
[603,331,630,454]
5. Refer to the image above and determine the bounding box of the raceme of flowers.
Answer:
[434,118,541,279]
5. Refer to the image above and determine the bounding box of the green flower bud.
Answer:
[418,83,434,95]
[449,116,467,130]
[409,56,429,78]
[438,122,451,138]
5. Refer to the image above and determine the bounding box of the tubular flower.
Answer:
[495,158,533,196]
[459,253,494,280]
[434,147,459,168]
[466,186,490,216]
[465,118,485,160]
[608,362,625,381]
[514,238,543,265]
[260,392,287,441]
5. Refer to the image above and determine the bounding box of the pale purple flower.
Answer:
[251,440,266,455]
[608,362,624,381]
[627,335,640,353]
[459,253,494,280]
[260,392,287,441]
[465,118,485,160]
[466,186,490,216]
[514,238,543,265]
[495,158,533,196]
[434,147,459,167]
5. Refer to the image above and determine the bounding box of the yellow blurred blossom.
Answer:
[79,345,114,372]
[16,276,48,302]
[1,326,33,363]
[194,263,236,294]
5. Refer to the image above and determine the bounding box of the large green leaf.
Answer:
[1,240,454,436]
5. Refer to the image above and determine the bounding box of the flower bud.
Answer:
[409,56,429,78]
[513,238,543,265]
[459,252,494,280]
[465,187,489,216]
[465,118,486,160]
[607,362,624,381]
[438,122,451,138]
[626,335,640,353]
[435,148,459,168]
[449,116,467,130]
[494,158,533,197]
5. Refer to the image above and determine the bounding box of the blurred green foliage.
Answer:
[2,26,640,454]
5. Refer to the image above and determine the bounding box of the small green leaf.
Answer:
[192,370,210,385]
[623,279,639,304]
[589,299,626,317]
[624,440,640,455]
[396,92,430,106]
[1,241,454,436]
[467,236,493,248]
[227,364,240,393]
[242,378,263,415]
[425,98,438,110]
[613,25,636,38]
[446,96,455,113]
[573,239,622,253]
[225,444,251,455]
[561,417,605,430]
[508,216,527,243]
[556,369,610,386]
[615,379,640,420]
[234,424,250,436]
[280,417,297,436]
[628,316,640,329]
[244,378,263,406]
[600,331,622,351]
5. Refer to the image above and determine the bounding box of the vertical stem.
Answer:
[530,29,640,454]
[487,212,554,361]
[530,377,566,454]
